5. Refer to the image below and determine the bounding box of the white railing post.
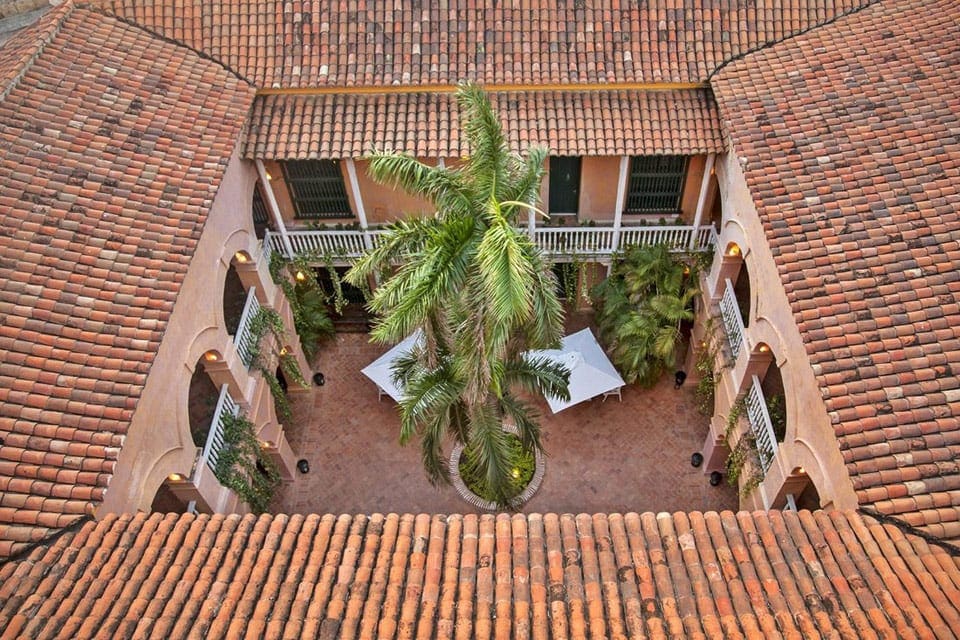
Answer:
[689,153,716,250]
[608,156,631,274]
[234,287,261,367]
[254,160,294,259]
[719,278,747,358]
[746,375,779,472]
[345,159,372,250]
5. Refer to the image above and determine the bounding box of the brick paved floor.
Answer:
[274,318,738,516]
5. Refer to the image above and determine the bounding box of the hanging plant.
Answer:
[245,305,305,422]
[694,315,726,417]
[723,396,763,495]
[213,411,280,513]
[268,251,336,362]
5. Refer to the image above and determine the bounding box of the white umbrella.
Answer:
[526,328,625,413]
[360,330,423,401]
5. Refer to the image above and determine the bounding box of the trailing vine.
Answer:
[213,411,280,513]
[723,396,763,495]
[269,251,337,362]
[694,315,726,417]
[246,305,304,422]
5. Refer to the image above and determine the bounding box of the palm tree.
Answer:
[592,243,696,386]
[346,83,569,507]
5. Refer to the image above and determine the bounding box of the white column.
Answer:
[608,155,630,274]
[254,159,294,259]
[344,158,372,250]
[689,153,717,250]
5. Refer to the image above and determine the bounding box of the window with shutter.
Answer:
[280,160,354,219]
[625,156,688,213]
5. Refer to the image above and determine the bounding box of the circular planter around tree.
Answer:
[448,425,546,511]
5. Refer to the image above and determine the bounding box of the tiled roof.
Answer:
[712,0,960,542]
[99,0,869,88]
[0,0,68,100]
[1,510,958,638]
[243,89,724,159]
[0,5,254,557]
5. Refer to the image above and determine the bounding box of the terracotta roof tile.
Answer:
[99,0,869,87]
[243,89,724,159]
[712,0,960,543]
[1,510,958,638]
[0,7,254,557]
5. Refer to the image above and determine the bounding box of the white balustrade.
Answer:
[265,223,715,262]
[745,375,779,473]
[719,278,746,358]
[532,227,615,255]
[199,384,240,474]
[234,286,261,367]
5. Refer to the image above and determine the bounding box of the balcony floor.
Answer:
[273,314,738,516]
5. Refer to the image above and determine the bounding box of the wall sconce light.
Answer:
[295,270,307,282]
[280,346,289,356]
[234,251,249,264]
[757,343,770,353]
[167,473,184,482]
[203,351,219,362]
[726,243,741,257]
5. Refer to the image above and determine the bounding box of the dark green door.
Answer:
[549,157,581,214]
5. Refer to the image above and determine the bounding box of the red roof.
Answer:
[712,0,960,542]
[243,89,724,159]
[100,0,869,87]
[2,510,958,638]
[0,5,254,557]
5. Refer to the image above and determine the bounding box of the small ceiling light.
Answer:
[203,351,219,362]
[280,346,289,356]
[758,343,770,353]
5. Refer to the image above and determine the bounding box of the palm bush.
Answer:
[592,244,697,386]
[346,83,569,507]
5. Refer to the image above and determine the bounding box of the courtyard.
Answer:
[273,315,738,516]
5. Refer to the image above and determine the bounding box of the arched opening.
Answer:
[223,263,248,336]
[785,467,823,511]
[733,263,751,328]
[150,482,190,513]
[760,359,786,443]
[188,356,220,447]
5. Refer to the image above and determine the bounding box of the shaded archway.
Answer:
[733,262,751,328]
[150,482,190,513]
[188,356,220,448]
[223,262,248,336]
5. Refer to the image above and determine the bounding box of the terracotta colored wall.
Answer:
[578,157,622,222]
[100,150,301,514]
[707,151,858,511]
[352,158,436,224]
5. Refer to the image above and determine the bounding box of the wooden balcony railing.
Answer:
[233,287,261,367]
[264,224,715,261]
[745,375,779,473]
[719,278,747,359]
[198,384,240,475]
